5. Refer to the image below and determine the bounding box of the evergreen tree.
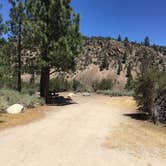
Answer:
[26,0,83,98]
[125,75,133,90]
[0,4,11,87]
[126,62,132,78]
[124,37,129,43]
[144,36,150,46]
[117,35,122,41]
[8,0,26,92]
[117,60,122,75]
[124,36,129,46]
[100,53,109,70]
[122,52,127,64]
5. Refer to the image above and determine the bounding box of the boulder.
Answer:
[6,104,24,114]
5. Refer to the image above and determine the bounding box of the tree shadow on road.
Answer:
[46,95,77,106]
[123,113,149,121]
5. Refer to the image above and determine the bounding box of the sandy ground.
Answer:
[0,94,165,166]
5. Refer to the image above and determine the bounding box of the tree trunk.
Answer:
[17,18,22,92]
[40,67,50,99]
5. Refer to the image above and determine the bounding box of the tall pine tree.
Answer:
[25,0,83,99]
[8,0,26,92]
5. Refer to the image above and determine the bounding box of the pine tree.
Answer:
[8,0,26,92]
[26,0,83,99]
[0,4,10,87]
[125,75,133,90]
[144,36,150,46]
[126,62,132,78]
[124,37,129,43]
[117,35,122,41]
[122,52,127,64]
[117,60,122,75]
[124,36,129,46]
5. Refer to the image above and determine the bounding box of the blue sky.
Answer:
[1,0,166,45]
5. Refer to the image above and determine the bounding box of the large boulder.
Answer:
[6,104,24,114]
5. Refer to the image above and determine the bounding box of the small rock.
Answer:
[82,92,91,96]
[67,93,76,98]
[6,104,24,114]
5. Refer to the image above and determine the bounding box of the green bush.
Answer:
[97,89,134,96]
[0,89,45,111]
[92,79,115,91]
[134,70,166,115]
[49,75,72,92]
[72,79,84,92]
[22,82,39,95]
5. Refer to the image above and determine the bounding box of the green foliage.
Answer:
[134,69,166,115]
[100,54,109,70]
[144,36,150,46]
[124,37,129,46]
[117,60,122,75]
[125,76,134,90]
[122,52,128,64]
[97,89,134,96]
[22,82,39,95]
[126,62,132,78]
[0,89,45,111]
[8,0,27,92]
[49,77,87,92]
[117,35,122,41]
[72,79,83,92]
[92,79,115,91]
[124,37,129,43]
[25,0,83,71]
[49,75,71,92]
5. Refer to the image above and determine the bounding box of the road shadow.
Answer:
[124,113,149,121]
[46,95,77,106]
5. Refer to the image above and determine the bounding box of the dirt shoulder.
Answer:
[0,106,48,131]
[103,97,166,163]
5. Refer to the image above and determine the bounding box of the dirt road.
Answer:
[0,94,165,166]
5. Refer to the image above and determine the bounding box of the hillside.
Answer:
[71,37,166,89]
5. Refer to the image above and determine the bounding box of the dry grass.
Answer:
[0,106,48,131]
[104,97,166,159]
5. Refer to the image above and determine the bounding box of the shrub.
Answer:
[49,75,71,92]
[133,69,166,122]
[22,82,39,95]
[97,89,134,96]
[72,79,83,92]
[0,89,45,111]
[92,79,115,91]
